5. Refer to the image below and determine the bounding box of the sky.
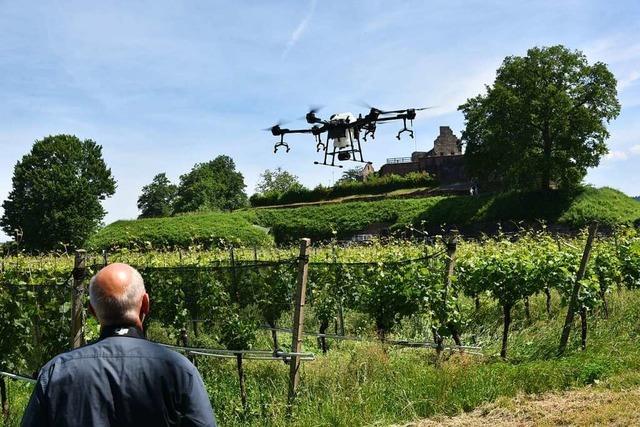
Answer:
[0,0,639,241]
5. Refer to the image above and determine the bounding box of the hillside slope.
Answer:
[90,187,640,249]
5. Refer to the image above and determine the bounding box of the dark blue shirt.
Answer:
[21,326,216,427]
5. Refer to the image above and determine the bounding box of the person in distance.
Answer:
[21,263,217,427]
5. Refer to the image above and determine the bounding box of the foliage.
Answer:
[255,186,640,244]
[137,173,177,218]
[337,167,364,184]
[459,45,620,191]
[0,135,116,251]
[4,233,640,426]
[173,155,248,213]
[87,212,273,250]
[250,172,435,207]
[254,167,303,197]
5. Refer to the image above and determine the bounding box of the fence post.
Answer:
[180,327,197,367]
[102,249,108,267]
[443,231,462,347]
[1,376,8,419]
[71,249,87,349]
[288,238,311,404]
[558,223,598,356]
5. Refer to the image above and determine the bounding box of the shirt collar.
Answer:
[99,325,146,340]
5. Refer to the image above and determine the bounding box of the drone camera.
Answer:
[271,125,282,136]
[407,109,416,120]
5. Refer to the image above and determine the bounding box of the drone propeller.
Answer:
[377,106,434,114]
[261,120,289,132]
[302,105,325,124]
[357,101,434,115]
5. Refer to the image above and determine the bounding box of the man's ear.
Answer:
[88,303,96,318]
[141,293,150,317]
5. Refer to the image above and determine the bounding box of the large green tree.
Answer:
[137,173,177,218]
[1,135,116,251]
[173,155,247,213]
[255,167,303,195]
[459,45,620,191]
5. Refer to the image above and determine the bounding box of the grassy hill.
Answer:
[90,187,640,249]
[88,211,272,250]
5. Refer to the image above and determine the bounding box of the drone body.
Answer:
[266,106,428,168]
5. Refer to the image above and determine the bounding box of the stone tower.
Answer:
[432,126,462,156]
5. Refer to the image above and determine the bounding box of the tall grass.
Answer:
[6,289,640,426]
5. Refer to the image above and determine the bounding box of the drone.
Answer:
[264,106,430,168]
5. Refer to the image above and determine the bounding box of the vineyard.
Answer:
[1,226,640,426]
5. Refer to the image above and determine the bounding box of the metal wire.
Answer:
[0,371,37,384]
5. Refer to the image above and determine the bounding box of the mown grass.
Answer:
[5,288,640,426]
[88,211,273,250]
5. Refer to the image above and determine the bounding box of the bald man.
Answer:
[22,263,216,427]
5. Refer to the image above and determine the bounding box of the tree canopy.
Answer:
[337,167,363,184]
[459,45,620,191]
[255,167,303,195]
[173,155,247,213]
[1,134,116,251]
[137,173,177,218]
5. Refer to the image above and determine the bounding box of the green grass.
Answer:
[89,186,640,248]
[255,186,640,243]
[88,211,273,250]
[6,289,640,426]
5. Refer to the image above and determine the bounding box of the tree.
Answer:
[137,173,177,218]
[336,167,363,184]
[173,155,247,213]
[255,167,303,195]
[459,45,620,191]
[1,135,116,251]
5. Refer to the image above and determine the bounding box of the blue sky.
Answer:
[1,0,639,241]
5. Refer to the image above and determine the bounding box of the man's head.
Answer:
[89,263,149,328]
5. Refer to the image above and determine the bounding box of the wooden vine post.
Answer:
[444,231,462,347]
[1,376,8,419]
[288,238,311,405]
[558,223,598,356]
[71,249,87,349]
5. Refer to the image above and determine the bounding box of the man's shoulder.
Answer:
[42,338,195,373]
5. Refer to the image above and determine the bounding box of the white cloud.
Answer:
[282,0,317,58]
[630,145,640,155]
[604,150,629,161]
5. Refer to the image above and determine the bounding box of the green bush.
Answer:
[250,172,436,206]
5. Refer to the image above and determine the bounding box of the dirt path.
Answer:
[400,387,640,426]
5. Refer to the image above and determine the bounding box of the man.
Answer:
[22,263,217,426]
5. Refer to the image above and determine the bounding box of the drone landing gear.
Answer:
[396,118,414,140]
[273,135,290,153]
[314,161,342,168]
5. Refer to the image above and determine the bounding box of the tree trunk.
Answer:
[236,354,248,412]
[580,306,588,351]
[542,124,552,191]
[1,377,8,419]
[474,295,481,312]
[600,288,609,319]
[545,286,552,316]
[524,297,531,321]
[192,319,199,338]
[501,304,512,359]
[337,303,345,336]
[319,320,329,354]
[376,325,386,343]
[268,320,279,350]
[449,324,462,347]
[433,329,444,363]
